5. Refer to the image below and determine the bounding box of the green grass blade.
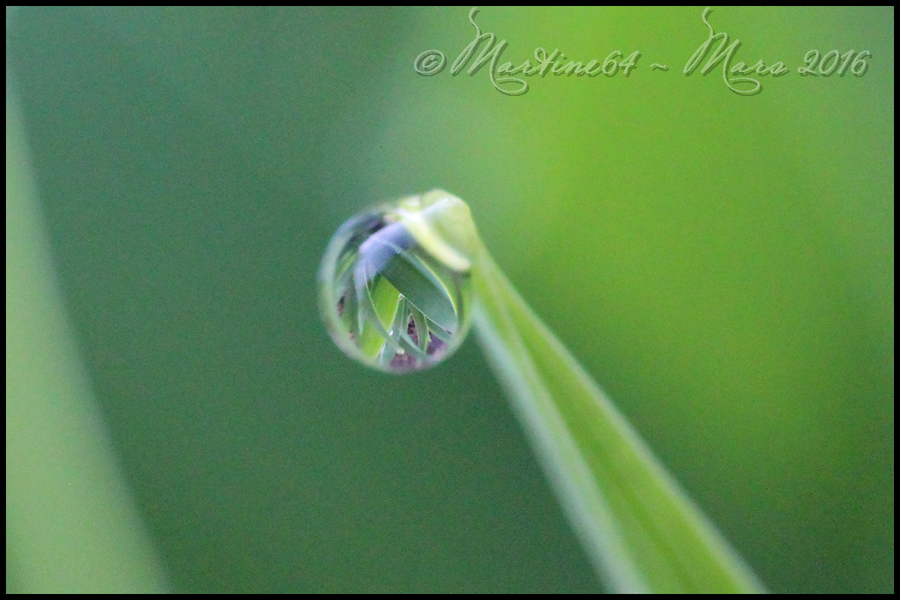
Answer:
[470,248,765,593]
[6,70,168,593]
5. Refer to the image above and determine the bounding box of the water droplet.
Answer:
[319,193,473,373]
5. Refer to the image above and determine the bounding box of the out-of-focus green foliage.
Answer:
[7,70,167,593]
[6,7,893,593]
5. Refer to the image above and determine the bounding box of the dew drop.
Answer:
[318,193,473,373]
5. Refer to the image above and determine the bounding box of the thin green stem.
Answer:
[470,244,764,593]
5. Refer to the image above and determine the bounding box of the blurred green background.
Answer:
[6,6,893,593]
